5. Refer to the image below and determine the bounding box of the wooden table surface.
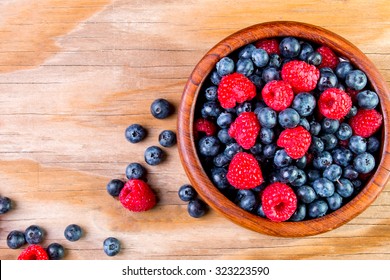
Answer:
[0,0,389,260]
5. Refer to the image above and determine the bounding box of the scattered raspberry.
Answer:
[194,118,216,137]
[318,88,352,120]
[281,60,320,93]
[217,73,256,109]
[17,245,48,260]
[227,152,264,189]
[228,112,260,149]
[276,126,312,159]
[349,109,383,138]
[317,46,339,69]
[119,179,156,212]
[261,80,294,111]
[254,38,280,55]
[261,182,297,222]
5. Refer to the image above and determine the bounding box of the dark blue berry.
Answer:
[178,184,197,202]
[309,121,321,136]
[279,37,301,58]
[346,106,358,118]
[335,61,353,80]
[64,224,82,242]
[289,203,306,221]
[205,86,218,101]
[210,70,222,85]
[309,136,325,154]
[188,198,207,218]
[217,129,233,144]
[321,118,339,134]
[296,185,317,204]
[317,71,338,91]
[239,44,256,59]
[326,192,343,211]
[274,149,292,168]
[279,165,299,183]
[352,179,363,190]
[296,155,307,169]
[236,58,254,76]
[332,148,353,167]
[47,243,65,260]
[216,57,235,76]
[150,98,172,119]
[353,152,375,174]
[250,143,263,155]
[292,92,316,117]
[235,190,257,212]
[348,135,367,154]
[224,142,242,159]
[7,230,26,249]
[103,237,121,257]
[308,200,328,218]
[321,134,338,151]
[299,42,314,61]
[262,67,280,83]
[336,178,354,198]
[201,101,222,118]
[260,127,275,144]
[336,123,352,140]
[126,163,146,180]
[263,143,277,158]
[299,118,310,131]
[106,179,125,197]
[320,67,334,74]
[249,74,263,89]
[213,153,230,167]
[0,196,11,214]
[367,137,380,153]
[255,204,266,218]
[236,102,252,115]
[257,107,277,128]
[144,145,166,165]
[211,167,229,189]
[306,51,322,66]
[313,178,335,197]
[343,165,359,180]
[323,164,342,181]
[268,54,282,68]
[345,70,367,90]
[25,225,44,244]
[159,130,176,147]
[125,124,146,143]
[308,169,321,182]
[313,151,333,170]
[291,169,307,187]
[278,108,300,128]
[251,48,269,67]
[357,90,379,109]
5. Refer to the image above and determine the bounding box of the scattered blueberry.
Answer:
[106,179,125,197]
[159,130,176,147]
[150,98,172,119]
[0,196,12,214]
[64,224,83,242]
[7,230,26,249]
[188,198,208,218]
[178,184,197,202]
[125,124,146,144]
[144,146,166,165]
[47,243,65,260]
[103,237,121,257]
[25,225,44,244]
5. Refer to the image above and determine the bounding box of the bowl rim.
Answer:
[177,21,390,237]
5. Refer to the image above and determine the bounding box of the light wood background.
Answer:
[0,0,389,260]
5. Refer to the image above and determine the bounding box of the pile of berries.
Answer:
[194,37,383,222]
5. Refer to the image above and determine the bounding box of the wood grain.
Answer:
[0,0,390,259]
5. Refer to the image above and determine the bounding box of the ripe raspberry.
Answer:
[261,182,297,222]
[346,88,360,103]
[228,112,260,149]
[317,46,339,69]
[254,39,280,55]
[261,80,294,111]
[349,109,383,138]
[318,88,352,120]
[119,179,156,212]
[226,152,264,189]
[194,118,216,137]
[281,60,320,93]
[217,73,256,109]
[277,126,312,159]
[17,245,48,260]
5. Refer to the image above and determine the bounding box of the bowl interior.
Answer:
[177,21,390,237]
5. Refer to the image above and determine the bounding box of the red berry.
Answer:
[227,152,264,189]
[317,46,339,70]
[217,73,256,109]
[261,182,297,222]
[281,60,320,93]
[346,88,360,103]
[318,88,352,120]
[276,126,312,159]
[119,179,156,212]
[228,112,260,149]
[254,39,280,55]
[17,245,48,260]
[261,80,294,112]
[194,118,216,137]
[349,109,383,138]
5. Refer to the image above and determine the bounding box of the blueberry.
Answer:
[6,230,26,249]
[213,153,230,167]
[201,101,222,118]
[210,70,222,85]
[336,178,354,198]
[299,118,310,131]
[216,57,235,76]
[64,224,82,242]
[188,198,208,218]
[236,102,252,115]
[346,106,358,119]
[260,127,274,144]
[235,190,257,212]
[308,200,328,218]
[279,165,299,183]
[150,98,172,119]
[317,71,338,91]
[126,163,146,180]
[357,90,379,109]
[308,169,321,182]
[348,135,367,154]
[144,145,166,165]
[125,124,146,143]
[257,107,277,128]
[262,67,280,83]
[268,54,282,68]
[352,179,363,190]
[296,155,307,169]
[211,167,229,189]
[255,203,266,218]
[309,137,325,154]
[321,134,338,151]
[345,70,367,90]
[0,196,12,214]
[279,37,301,58]
[353,152,375,174]
[178,184,197,202]
[250,143,263,155]
[320,67,334,74]
[291,169,307,187]
[367,137,380,153]
[336,123,352,140]
[343,165,359,180]
[103,237,121,257]
[306,51,322,66]
[323,164,342,181]
[239,44,256,59]
[321,118,339,134]
[47,243,65,260]
[251,48,269,67]
[274,149,292,168]
[204,86,218,101]
[289,203,306,221]
[106,179,125,197]
[335,61,353,79]
[158,130,176,147]
[278,108,300,128]
[299,42,314,61]
[224,142,242,159]
[309,121,321,136]
[263,143,277,158]
[25,225,44,244]
[236,58,254,76]
[291,92,316,117]
[217,129,233,144]
[249,74,263,89]
[313,151,333,170]
[268,171,282,183]
[332,147,353,167]
[296,185,317,204]
[313,178,335,197]
[326,192,343,211]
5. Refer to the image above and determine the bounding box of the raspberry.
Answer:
[281,60,320,93]
[261,182,297,222]
[217,73,256,109]
[194,118,216,137]
[261,80,294,111]
[346,88,360,103]
[226,152,264,189]
[17,244,48,260]
[349,109,383,138]
[254,39,280,55]
[228,112,260,149]
[317,46,339,69]
[277,126,311,159]
[119,179,156,212]
[318,88,352,120]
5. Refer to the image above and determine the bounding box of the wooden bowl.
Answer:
[177,21,390,237]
